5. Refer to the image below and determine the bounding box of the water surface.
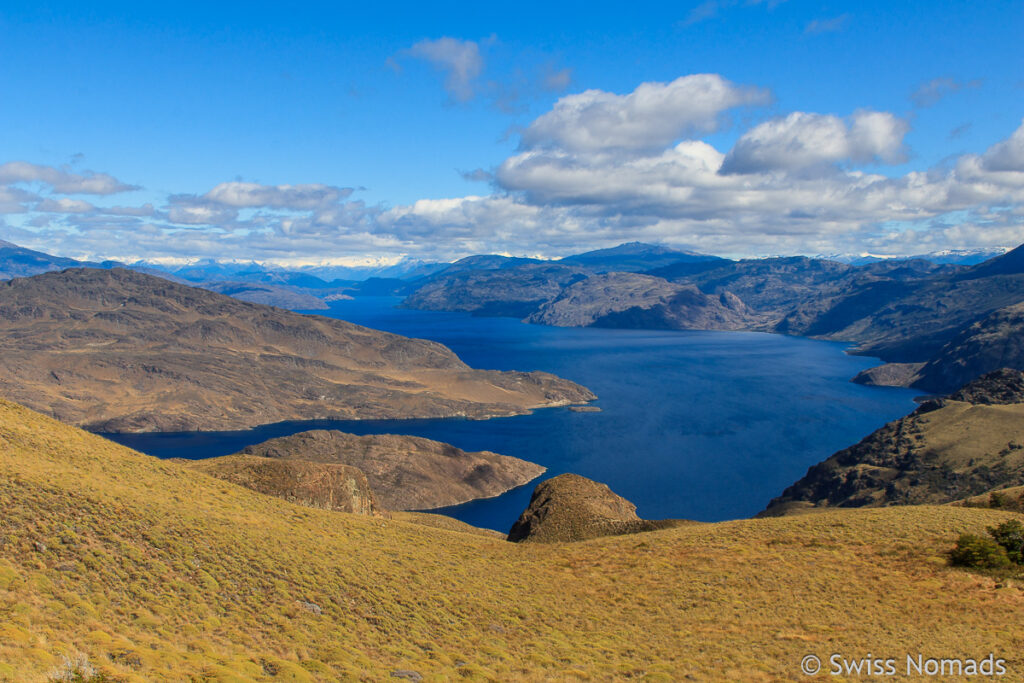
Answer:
[106,297,919,531]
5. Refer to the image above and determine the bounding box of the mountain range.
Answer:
[3,238,1024,394]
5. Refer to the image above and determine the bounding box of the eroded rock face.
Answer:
[507,473,687,543]
[189,456,381,515]
[233,429,546,510]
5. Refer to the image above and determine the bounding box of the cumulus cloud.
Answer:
[102,204,157,217]
[911,77,983,108]
[520,74,769,154]
[202,182,353,209]
[3,79,1023,262]
[979,118,1024,172]
[399,37,484,102]
[720,110,909,174]
[0,161,138,195]
[35,198,96,213]
[0,186,39,214]
[166,202,239,226]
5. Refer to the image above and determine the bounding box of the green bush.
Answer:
[987,520,1024,563]
[949,533,1012,569]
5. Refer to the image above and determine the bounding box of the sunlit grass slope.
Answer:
[2,398,1024,681]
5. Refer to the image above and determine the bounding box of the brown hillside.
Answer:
[0,268,594,432]
[231,429,545,510]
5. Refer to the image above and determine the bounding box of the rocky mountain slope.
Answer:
[761,369,1024,516]
[507,474,688,543]
[525,273,758,329]
[0,239,106,279]
[0,268,594,431]
[904,302,1024,393]
[188,456,381,515]
[226,429,546,510]
[401,262,589,317]
[3,398,1023,680]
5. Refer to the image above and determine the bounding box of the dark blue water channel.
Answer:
[104,297,919,532]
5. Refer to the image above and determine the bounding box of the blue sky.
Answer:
[0,0,1021,263]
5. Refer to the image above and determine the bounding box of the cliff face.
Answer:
[761,370,1024,516]
[507,473,688,543]
[189,455,381,515]
[0,268,595,432]
[233,429,547,510]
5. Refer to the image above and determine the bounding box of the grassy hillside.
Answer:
[2,399,1024,681]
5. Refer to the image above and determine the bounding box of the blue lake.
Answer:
[105,297,920,532]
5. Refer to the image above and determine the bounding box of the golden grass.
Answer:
[2,398,1024,681]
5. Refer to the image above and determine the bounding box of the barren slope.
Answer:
[0,268,594,431]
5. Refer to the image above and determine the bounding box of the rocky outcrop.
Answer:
[851,362,925,388]
[761,371,1024,516]
[525,273,758,330]
[189,455,381,515]
[507,473,689,543]
[233,429,547,510]
[946,368,1024,405]
[0,268,594,431]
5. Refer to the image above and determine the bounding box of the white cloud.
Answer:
[0,161,137,195]
[520,74,769,154]
[400,37,484,102]
[202,182,353,209]
[35,198,96,213]
[0,187,39,214]
[166,204,238,226]
[3,80,1023,262]
[720,110,909,174]
[979,118,1024,172]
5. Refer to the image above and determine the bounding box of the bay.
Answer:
[105,297,919,532]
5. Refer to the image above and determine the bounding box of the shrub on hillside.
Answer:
[950,533,1012,569]
[987,520,1024,564]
